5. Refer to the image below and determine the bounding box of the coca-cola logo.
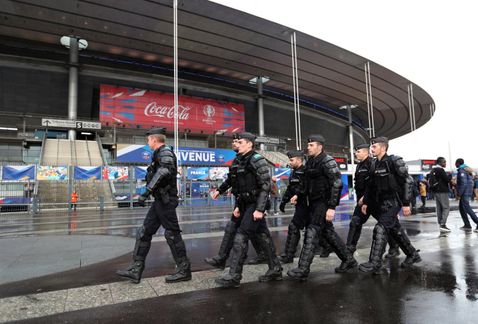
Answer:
[144,102,190,120]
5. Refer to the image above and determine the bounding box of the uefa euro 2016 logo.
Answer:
[142,151,151,161]
[202,105,216,125]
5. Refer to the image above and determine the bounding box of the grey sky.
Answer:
[212,0,478,170]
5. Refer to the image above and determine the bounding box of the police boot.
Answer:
[278,222,301,264]
[257,232,283,282]
[287,227,318,281]
[216,232,249,288]
[388,226,421,268]
[204,220,237,269]
[384,235,401,258]
[359,224,388,274]
[324,230,357,273]
[116,260,145,284]
[165,230,192,283]
[346,215,364,254]
[247,234,267,264]
[316,231,333,258]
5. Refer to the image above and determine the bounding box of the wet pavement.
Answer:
[0,200,477,323]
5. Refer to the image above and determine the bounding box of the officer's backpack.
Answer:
[428,168,439,192]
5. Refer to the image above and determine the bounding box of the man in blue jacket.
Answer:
[456,158,478,232]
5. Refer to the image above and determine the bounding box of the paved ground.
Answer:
[0,199,477,323]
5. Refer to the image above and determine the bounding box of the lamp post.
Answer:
[339,104,358,199]
[60,36,88,141]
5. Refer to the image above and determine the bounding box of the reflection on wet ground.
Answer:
[0,202,477,323]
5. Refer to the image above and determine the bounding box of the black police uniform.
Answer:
[359,145,421,273]
[117,128,191,284]
[288,135,357,280]
[346,152,400,257]
[204,150,266,269]
[215,144,282,288]
[277,151,309,263]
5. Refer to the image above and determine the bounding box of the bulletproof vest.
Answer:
[235,151,259,201]
[147,146,178,197]
[354,157,372,198]
[370,155,400,200]
[305,152,331,201]
[228,157,240,195]
[289,165,307,196]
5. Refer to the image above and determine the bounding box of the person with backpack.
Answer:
[455,158,478,232]
[429,157,451,232]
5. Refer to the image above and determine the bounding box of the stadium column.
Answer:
[257,77,265,150]
[67,37,79,141]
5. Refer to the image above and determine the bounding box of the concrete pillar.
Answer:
[257,77,265,150]
[67,37,79,141]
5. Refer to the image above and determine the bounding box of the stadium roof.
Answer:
[0,0,435,139]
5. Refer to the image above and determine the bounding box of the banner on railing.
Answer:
[2,165,35,181]
[103,166,129,180]
[116,145,237,166]
[74,166,102,180]
[209,167,229,181]
[37,166,68,181]
[341,175,349,200]
[134,166,148,180]
[274,168,292,180]
[187,167,209,180]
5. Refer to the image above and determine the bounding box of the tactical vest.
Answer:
[354,157,372,198]
[146,146,178,198]
[370,155,400,201]
[235,151,260,203]
[228,157,240,195]
[306,153,331,201]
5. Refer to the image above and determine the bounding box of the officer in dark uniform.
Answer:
[277,149,308,263]
[215,132,282,288]
[117,128,191,284]
[288,134,357,280]
[346,143,400,257]
[359,136,421,274]
[205,134,266,269]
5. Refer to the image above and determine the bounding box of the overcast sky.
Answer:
[212,0,478,170]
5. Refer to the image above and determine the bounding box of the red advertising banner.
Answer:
[99,84,245,135]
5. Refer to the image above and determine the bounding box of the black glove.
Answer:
[279,201,286,213]
[138,191,150,207]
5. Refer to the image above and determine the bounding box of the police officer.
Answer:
[117,128,191,284]
[288,134,357,280]
[346,143,400,257]
[277,149,308,263]
[359,136,421,274]
[205,134,266,269]
[215,132,282,288]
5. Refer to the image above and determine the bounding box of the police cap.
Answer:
[145,127,166,136]
[287,150,304,159]
[232,133,240,140]
[370,136,389,145]
[236,132,256,142]
[307,134,326,144]
[354,143,370,151]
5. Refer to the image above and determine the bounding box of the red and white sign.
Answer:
[99,85,245,135]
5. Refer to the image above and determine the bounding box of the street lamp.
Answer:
[214,130,226,148]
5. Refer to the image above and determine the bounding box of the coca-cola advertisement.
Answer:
[99,84,245,134]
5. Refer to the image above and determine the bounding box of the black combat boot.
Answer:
[116,260,145,284]
[215,232,248,288]
[388,226,421,268]
[359,224,388,274]
[287,227,318,281]
[326,230,357,273]
[257,232,283,282]
[165,230,192,283]
[247,234,267,264]
[278,222,301,264]
[204,220,237,269]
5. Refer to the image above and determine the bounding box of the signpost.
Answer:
[41,118,101,130]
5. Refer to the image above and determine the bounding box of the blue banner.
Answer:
[187,167,209,180]
[274,168,292,180]
[2,165,35,181]
[341,174,350,200]
[74,166,102,180]
[134,166,148,180]
[116,145,237,166]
